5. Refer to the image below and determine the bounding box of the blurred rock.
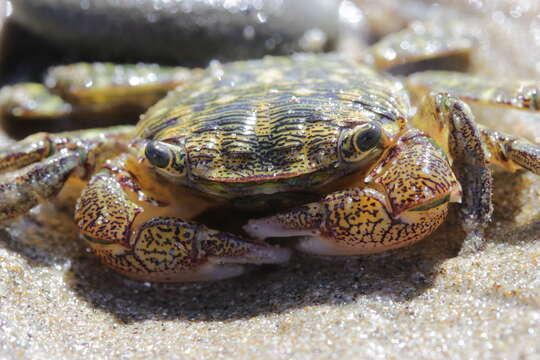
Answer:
[8,0,342,66]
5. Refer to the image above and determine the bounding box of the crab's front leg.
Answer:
[245,132,461,255]
[75,157,290,282]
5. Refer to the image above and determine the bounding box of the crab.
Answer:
[0,21,539,282]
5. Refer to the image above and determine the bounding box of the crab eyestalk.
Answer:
[244,130,462,255]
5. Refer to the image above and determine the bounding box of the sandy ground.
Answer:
[2,1,540,359]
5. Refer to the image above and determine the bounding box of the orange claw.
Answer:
[76,162,291,282]
[244,131,462,255]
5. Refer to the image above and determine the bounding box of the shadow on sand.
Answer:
[0,172,535,323]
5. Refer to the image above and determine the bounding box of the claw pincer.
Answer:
[76,164,290,282]
[245,131,462,255]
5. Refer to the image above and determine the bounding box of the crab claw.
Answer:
[244,132,462,255]
[85,216,292,282]
[77,167,291,283]
[130,217,292,282]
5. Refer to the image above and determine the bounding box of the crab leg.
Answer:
[0,126,134,221]
[0,151,84,220]
[75,159,290,282]
[412,94,493,239]
[245,131,461,256]
[408,72,540,173]
[406,70,540,175]
[477,129,540,175]
[0,133,55,174]
[408,91,540,249]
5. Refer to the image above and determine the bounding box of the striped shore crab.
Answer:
[0,23,539,282]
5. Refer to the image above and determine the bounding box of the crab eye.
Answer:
[145,141,171,168]
[355,124,381,151]
[340,123,385,163]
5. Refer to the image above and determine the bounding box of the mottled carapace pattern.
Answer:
[136,55,409,186]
